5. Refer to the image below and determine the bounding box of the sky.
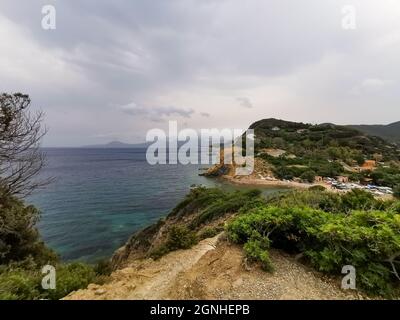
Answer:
[0,0,399,146]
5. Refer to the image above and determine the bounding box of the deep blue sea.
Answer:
[29,148,284,263]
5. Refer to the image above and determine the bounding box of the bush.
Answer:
[227,202,400,297]
[189,189,264,228]
[166,226,198,251]
[93,259,113,276]
[0,268,42,300]
[198,226,222,240]
[44,263,96,300]
[394,185,400,199]
[0,262,97,300]
[149,225,198,260]
[300,170,317,183]
[0,192,58,265]
[243,238,273,272]
[309,185,326,192]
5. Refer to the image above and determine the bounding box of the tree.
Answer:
[0,93,56,265]
[394,185,400,199]
[0,188,57,265]
[300,170,317,183]
[0,93,50,196]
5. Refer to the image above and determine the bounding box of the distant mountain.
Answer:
[348,122,400,145]
[82,138,208,149]
[83,141,150,148]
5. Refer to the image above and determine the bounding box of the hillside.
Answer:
[65,187,400,300]
[348,122,400,145]
[242,118,400,186]
[65,235,361,300]
[250,118,399,160]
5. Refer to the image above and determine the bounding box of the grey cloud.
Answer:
[0,0,399,146]
[119,102,194,120]
[236,97,253,109]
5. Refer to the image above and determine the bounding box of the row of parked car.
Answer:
[330,180,393,195]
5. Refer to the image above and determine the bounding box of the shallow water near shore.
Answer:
[29,148,286,263]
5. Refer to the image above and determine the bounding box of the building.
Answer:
[336,176,349,183]
[314,176,323,183]
[362,160,376,170]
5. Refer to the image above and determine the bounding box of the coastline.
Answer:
[221,175,323,190]
[220,175,394,200]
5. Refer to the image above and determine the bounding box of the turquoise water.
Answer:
[29,148,284,263]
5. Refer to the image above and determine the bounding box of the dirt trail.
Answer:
[65,233,363,300]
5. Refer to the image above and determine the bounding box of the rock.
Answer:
[88,284,99,290]
[95,289,106,296]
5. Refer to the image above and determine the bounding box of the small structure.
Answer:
[361,160,376,170]
[272,127,280,131]
[314,176,323,183]
[336,176,349,183]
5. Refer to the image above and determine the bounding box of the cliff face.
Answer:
[111,188,232,270]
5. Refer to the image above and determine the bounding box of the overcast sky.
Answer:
[1,0,399,146]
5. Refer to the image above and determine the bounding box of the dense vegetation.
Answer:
[227,189,400,297]
[138,186,400,297]
[251,119,399,161]
[250,119,400,186]
[148,187,266,259]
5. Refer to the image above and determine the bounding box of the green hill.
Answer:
[348,122,400,145]
[248,118,400,185]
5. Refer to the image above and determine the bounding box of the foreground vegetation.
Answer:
[227,188,400,297]
[0,180,112,300]
[127,186,400,298]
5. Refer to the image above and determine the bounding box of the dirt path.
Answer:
[65,234,364,300]
[64,234,222,300]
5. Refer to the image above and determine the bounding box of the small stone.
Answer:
[95,289,106,295]
[88,284,99,290]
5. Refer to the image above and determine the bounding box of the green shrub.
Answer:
[149,225,198,260]
[394,185,400,199]
[198,226,223,240]
[0,268,42,300]
[149,244,170,260]
[243,237,273,272]
[189,189,264,228]
[0,262,97,300]
[0,192,58,265]
[43,263,96,300]
[227,203,400,297]
[166,226,198,251]
[93,259,113,276]
[300,170,317,183]
[309,185,326,192]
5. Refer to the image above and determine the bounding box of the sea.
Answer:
[28,148,285,263]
